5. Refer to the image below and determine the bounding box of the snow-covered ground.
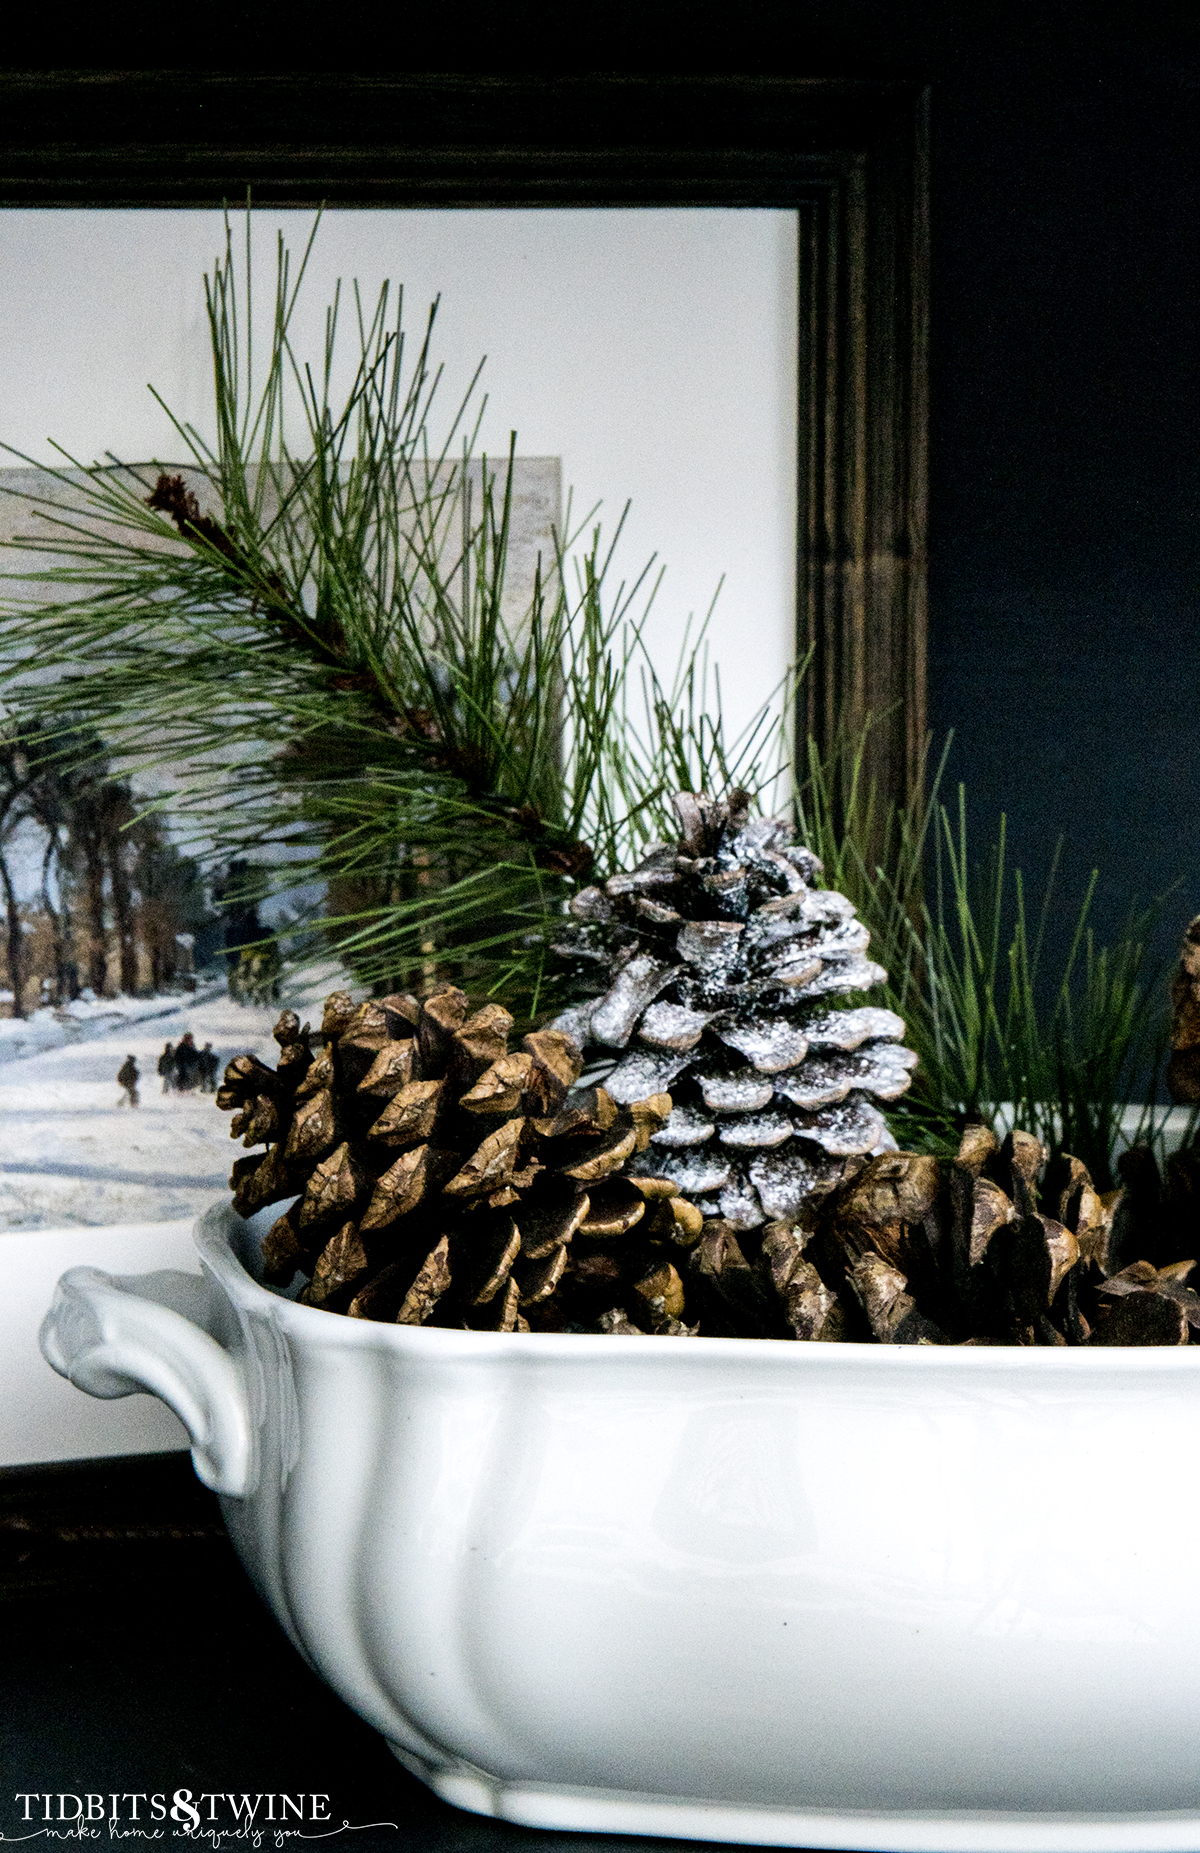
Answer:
[0,985,230,1066]
[0,985,303,1229]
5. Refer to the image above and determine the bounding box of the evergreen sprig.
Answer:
[0,214,787,1021]
[797,727,1171,1187]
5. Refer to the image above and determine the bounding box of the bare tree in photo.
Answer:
[0,718,219,1011]
[23,728,92,1003]
[68,779,112,998]
[133,817,212,992]
[0,735,34,1016]
[104,783,139,995]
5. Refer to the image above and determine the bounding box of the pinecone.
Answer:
[216,987,710,1335]
[779,1124,1200,1345]
[549,790,918,1232]
[1168,912,1200,1101]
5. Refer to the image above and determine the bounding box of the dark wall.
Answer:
[677,0,1199,986]
[610,0,1197,985]
[918,2,1200,986]
[828,3,1199,983]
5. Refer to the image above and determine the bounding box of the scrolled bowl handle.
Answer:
[40,1265,251,1496]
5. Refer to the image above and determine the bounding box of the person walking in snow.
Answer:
[198,1042,219,1092]
[157,1042,176,1094]
[173,1032,200,1092]
[117,1055,140,1109]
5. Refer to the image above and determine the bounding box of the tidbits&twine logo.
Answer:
[4,1795,397,1847]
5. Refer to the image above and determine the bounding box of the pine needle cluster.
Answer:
[795,731,1172,1187]
[0,215,786,1022]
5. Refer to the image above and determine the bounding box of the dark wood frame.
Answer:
[0,72,929,1564]
[0,69,930,813]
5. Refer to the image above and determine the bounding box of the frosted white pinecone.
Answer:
[550,792,917,1229]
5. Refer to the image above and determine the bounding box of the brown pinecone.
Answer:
[549,789,918,1231]
[216,986,710,1335]
[1168,913,1200,1101]
[773,1124,1200,1346]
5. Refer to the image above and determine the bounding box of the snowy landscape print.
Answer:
[0,459,561,1231]
[0,985,292,1230]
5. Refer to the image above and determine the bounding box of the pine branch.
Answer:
[139,462,596,881]
[0,210,789,1018]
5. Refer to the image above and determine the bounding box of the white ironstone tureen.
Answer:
[39,1200,1200,1853]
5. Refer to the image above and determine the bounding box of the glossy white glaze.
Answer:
[39,1203,1200,1850]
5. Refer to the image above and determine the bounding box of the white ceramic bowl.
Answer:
[39,1202,1200,1853]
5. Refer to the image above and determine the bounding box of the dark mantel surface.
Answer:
[0,1452,730,1853]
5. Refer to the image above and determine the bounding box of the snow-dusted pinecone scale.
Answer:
[216,987,707,1334]
[551,791,919,1231]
